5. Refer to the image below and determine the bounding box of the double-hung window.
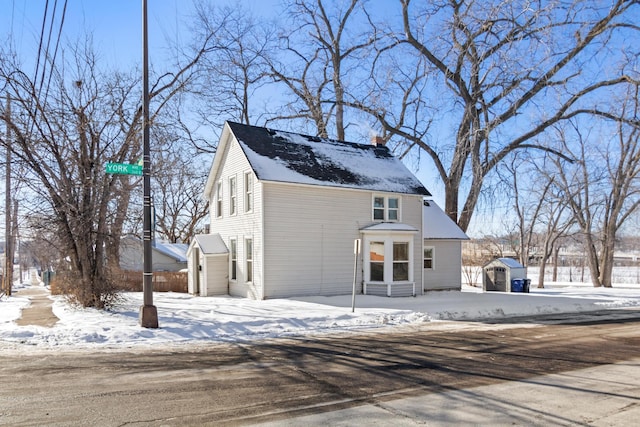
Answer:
[388,198,399,220]
[229,176,237,216]
[373,197,385,220]
[372,196,400,221]
[393,242,409,281]
[369,241,385,281]
[216,181,223,218]
[424,247,434,269]
[230,239,237,280]
[245,238,253,282]
[244,172,253,213]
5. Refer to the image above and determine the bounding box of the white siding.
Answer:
[209,140,264,299]
[187,246,197,294]
[262,183,423,298]
[423,240,462,291]
[201,254,228,296]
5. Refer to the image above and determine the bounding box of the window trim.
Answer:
[245,237,253,283]
[393,242,410,281]
[244,171,253,213]
[363,234,414,284]
[372,195,401,222]
[369,241,385,282]
[230,238,237,281]
[424,246,434,270]
[229,175,237,216]
[215,180,223,218]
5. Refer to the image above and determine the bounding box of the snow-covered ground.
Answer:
[1,277,640,351]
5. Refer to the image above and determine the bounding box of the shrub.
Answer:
[51,270,121,309]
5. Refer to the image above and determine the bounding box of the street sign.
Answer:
[105,162,143,176]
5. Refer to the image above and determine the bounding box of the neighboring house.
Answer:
[120,235,188,272]
[188,121,466,299]
[422,200,469,291]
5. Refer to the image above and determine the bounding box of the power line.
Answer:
[37,0,59,97]
[42,0,68,103]
[33,0,49,90]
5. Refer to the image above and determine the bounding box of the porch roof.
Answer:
[194,234,228,255]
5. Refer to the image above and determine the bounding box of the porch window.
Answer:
[244,172,253,213]
[372,195,400,221]
[229,176,237,215]
[369,241,385,281]
[216,181,222,218]
[245,238,253,282]
[424,247,434,269]
[393,242,409,281]
[230,239,237,280]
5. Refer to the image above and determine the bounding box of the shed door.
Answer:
[495,267,506,291]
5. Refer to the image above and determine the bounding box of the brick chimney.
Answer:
[371,135,385,146]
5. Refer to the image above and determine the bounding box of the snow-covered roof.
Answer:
[497,257,525,269]
[360,222,419,232]
[227,122,431,196]
[422,200,469,240]
[154,242,188,263]
[194,234,228,255]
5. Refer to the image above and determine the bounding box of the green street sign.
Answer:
[105,162,143,176]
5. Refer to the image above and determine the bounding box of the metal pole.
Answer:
[4,93,12,297]
[352,239,360,313]
[139,0,158,328]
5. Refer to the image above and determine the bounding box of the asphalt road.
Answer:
[1,310,639,426]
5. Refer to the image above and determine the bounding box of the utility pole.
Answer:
[4,93,12,297]
[139,0,158,328]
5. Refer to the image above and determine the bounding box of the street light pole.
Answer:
[3,93,12,297]
[139,0,158,328]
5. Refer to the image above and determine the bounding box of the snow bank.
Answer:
[1,283,639,351]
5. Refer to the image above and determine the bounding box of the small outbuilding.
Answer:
[187,234,229,296]
[483,258,527,292]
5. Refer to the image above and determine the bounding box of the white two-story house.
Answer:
[188,121,466,299]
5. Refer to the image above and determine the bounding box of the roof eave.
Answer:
[203,122,233,200]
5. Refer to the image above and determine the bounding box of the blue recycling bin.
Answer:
[511,278,525,292]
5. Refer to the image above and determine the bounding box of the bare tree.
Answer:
[0,32,215,307]
[267,0,377,138]
[553,94,640,287]
[533,174,575,288]
[192,3,275,134]
[349,0,639,231]
[152,141,209,244]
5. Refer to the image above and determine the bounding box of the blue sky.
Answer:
[0,0,452,231]
[0,0,280,70]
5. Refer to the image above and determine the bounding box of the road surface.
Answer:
[1,311,639,426]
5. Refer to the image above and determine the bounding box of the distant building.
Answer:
[120,235,188,272]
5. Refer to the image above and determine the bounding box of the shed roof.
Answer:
[494,258,525,269]
[194,234,228,255]
[422,200,469,240]
[227,121,431,196]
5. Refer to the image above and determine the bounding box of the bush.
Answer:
[50,270,121,309]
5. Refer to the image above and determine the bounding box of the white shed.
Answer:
[483,258,527,292]
[187,234,228,296]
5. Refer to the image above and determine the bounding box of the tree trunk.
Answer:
[584,236,602,287]
[552,246,560,281]
[599,231,615,288]
[537,258,547,289]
